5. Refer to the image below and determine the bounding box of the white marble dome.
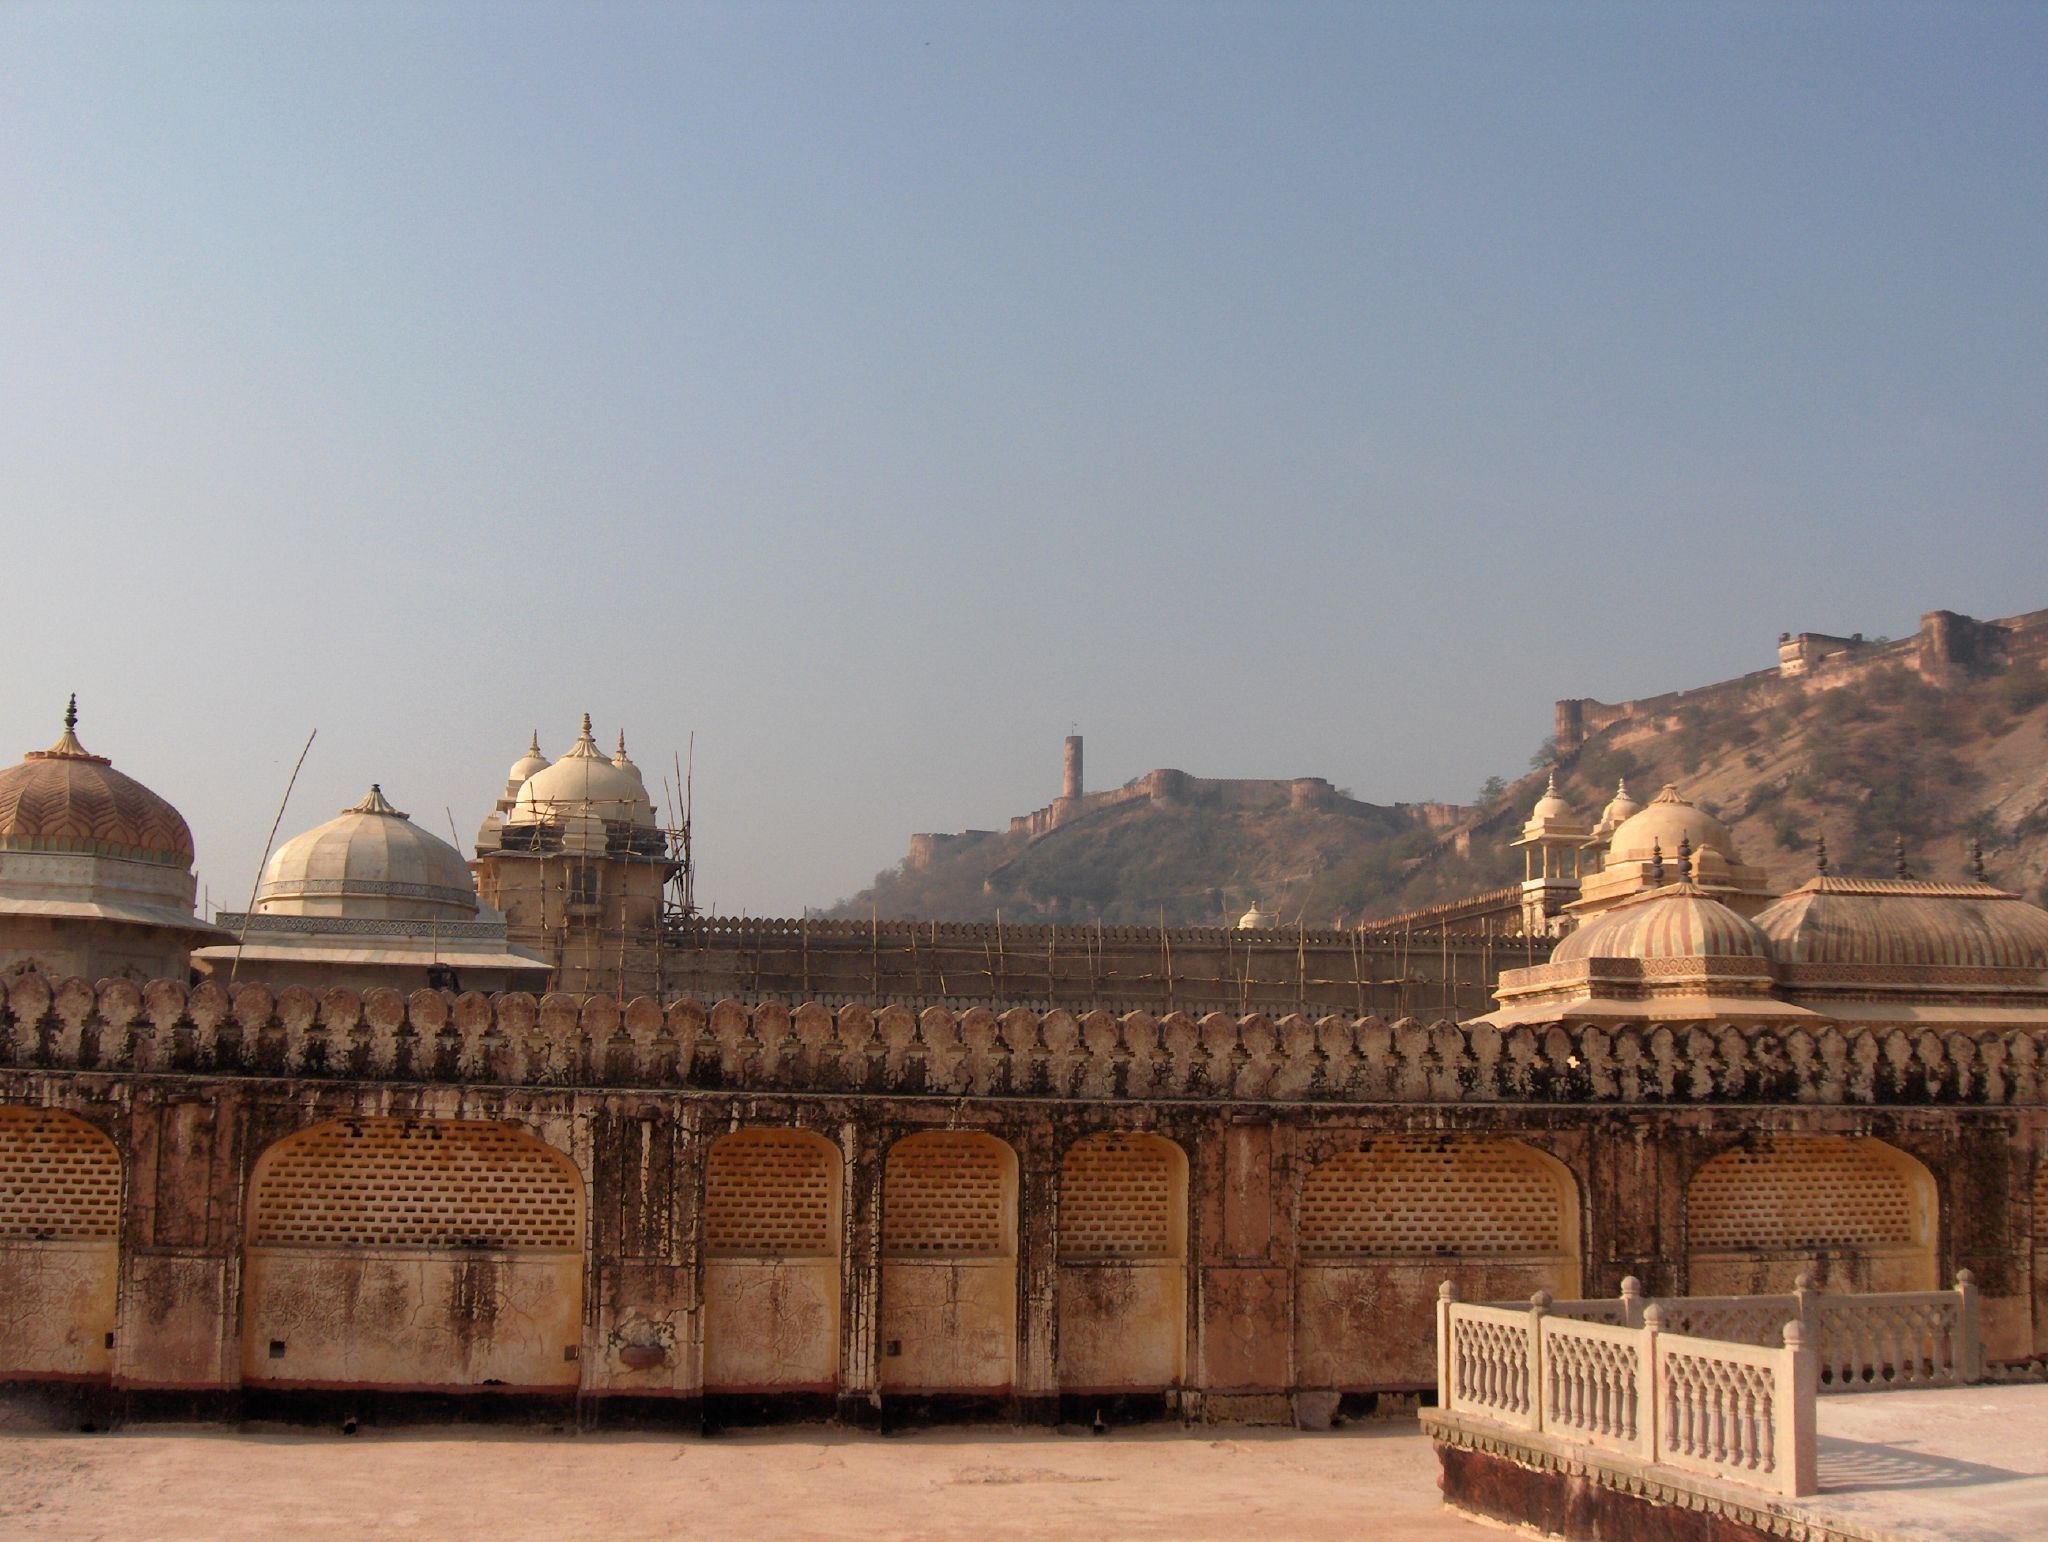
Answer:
[255,785,479,921]
[510,715,654,829]
[504,731,551,799]
[1605,783,1739,866]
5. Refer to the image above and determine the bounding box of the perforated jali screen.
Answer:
[883,1133,1012,1258]
[704,1130,837,1257]
[1059,1135,1179,1261]
[249,1119,580,1250]
[0,1108,120,1241]
[1298,1137,1567,1260]
[1688,1137,1916,1250]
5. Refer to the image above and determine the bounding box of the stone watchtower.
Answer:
[1048,733,1084,830]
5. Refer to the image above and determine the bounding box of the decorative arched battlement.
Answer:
[0,1106,120,1242]
[1298,1135,1578,1262]
[248,1117,583,1250]
[0,1107,121,1382]
[883,1131,1017,1261]
[1058,1132,1186,1263]
[702,1127,844,1395]
[1294,1136,1582,1393]
[242,1116,585,1394]
[880,1131,1019,1395]
[1,968,2041,1106]
[1056,1132,1188,1395]
[1685,1135,1938,1295]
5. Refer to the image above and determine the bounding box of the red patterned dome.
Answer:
[0,698,195,867]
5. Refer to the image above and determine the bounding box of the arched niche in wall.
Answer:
[879,1130,1018,1396]
[701,1127,843,1396]
[1686,1135,1937,1296]
[1055,1132,1187,1396]
[0,1107,121,1382]
[242,1117,585,1393]
[1293,1135,1580,1393]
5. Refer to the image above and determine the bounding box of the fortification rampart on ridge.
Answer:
[1555,606,2048,749]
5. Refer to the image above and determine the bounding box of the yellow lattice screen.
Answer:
[1298,1137,1568,1260]
[1688,1137,1919,1251]
[0,1108,120,1241]
[249,1119,580,1250]
[1059,1134,1180,1261]
[705,1129,838,1257]
[884,1132,1012,1258]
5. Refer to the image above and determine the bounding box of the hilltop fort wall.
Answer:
[1556,606,2048,749]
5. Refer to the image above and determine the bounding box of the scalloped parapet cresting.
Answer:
[0,970,2038,1106]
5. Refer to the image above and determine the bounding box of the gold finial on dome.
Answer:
[528,729,543,755]
[562,713,605,761]
[1677,835,1693,883]
[31,692,105,764]
[346,783,407,818]
[1894,834,1912,881]
[1971,837,1987,884]
[1649,839,1665,887]
[1815,833,1829,876]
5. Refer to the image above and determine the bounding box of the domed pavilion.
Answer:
[194,784,549,993]
[0,698,230,981]
[471,715,680,998]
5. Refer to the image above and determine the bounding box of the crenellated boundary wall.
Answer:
[0,969,2044,1433]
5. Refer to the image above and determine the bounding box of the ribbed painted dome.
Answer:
[256,785,478,920]
[510,715,654,828]
[1755,878,2048,970]
[1606,784,1739,865]
[0,699,194,867]
[1553,884,1770,964]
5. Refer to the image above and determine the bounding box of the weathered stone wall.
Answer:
[0,971,2042,1426]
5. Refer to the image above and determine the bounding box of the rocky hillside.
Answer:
[1535,655,2048,905]
[829,773,1470,928]
[826,621,2048,926]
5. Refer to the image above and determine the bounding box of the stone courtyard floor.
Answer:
[0,1417,1498,1540]
[1789,1382,2048,1541]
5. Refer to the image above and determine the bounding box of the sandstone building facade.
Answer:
[0,956,2043,1428]
[3,712,2046,1432]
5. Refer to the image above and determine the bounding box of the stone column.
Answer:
[115,1085,246,1417]
[837,1117,884,1426]
[1013,1121,1060,1422]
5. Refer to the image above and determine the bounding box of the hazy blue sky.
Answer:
[4,2,2044,917]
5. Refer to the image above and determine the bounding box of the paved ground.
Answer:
[0,1418,1500,1540]
[1796,1382,2048,1542]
